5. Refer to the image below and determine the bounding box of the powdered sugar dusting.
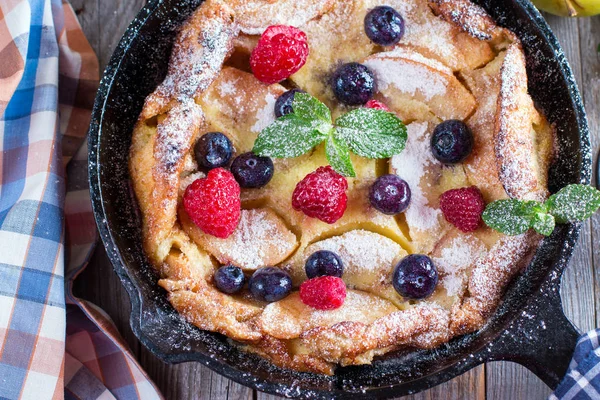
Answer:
[381,47,453,74]
[209,209,297,270]
[155,99,203,184]
[496,44,540,201]
[251,93,278,133]
[304,230,403,278]
[468,233,535,306]
[391,122,441,232]
[364,57,447,101]
[234,0,333,35]
[434,235,486,297]
[218,79,238,97]
[154,6,237,105]
[180,171,206,193]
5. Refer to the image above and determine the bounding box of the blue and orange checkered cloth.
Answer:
[0,0,161,398]
[0,1,599,399]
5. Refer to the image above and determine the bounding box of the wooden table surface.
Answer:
[71,1,600,398]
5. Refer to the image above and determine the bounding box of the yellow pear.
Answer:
[532,0,600,17]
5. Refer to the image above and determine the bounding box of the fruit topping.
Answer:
[364,6,405,46]
[292,166,348,224]
[249,267,292,302]
[393,254,438,299]
[231,152,274,188]
[332,62,376,106]
[275,88,307,117]
[250,25,309,84]
[183,168,241,239]
[253,92,407,178]
[300,276,347,310]
[440,186,485,232]
[365,99,391,111]
[369,174,411,215]
[431,120,474,164]
[214,265,245,294]
[305,250,344,278]
[194,132,234,170]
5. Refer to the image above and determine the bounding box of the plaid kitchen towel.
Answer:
[550,330,600,400]
[0,0,161,399]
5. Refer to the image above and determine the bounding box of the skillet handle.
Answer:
[484,276,580,389]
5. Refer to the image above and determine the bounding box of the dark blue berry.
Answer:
[431,120,474,164]
[392,255,438,300]
[231,152,274,188]
[275,89,306,118]
[369,175,411,215]
[214,265,245,294]
[249,267,292,302]
[194,132,234,170]
[364,6,405,46]
[305,250,344,278]
[332,63,376,106]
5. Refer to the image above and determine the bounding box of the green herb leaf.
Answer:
[482,199,539,236]
[334,108,407,159]
[531,212,555,236]
[545,184,600,223]
[252,114,328,158]
[326,133,355,177]
[292,92,331,126]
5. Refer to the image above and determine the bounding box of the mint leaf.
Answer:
[326,134,355,177]
[292,93,331,126]
[482,199,538,236]
[532,212,555,236]
[253,115,328,158]
[545,184,600,223]
[334,108,407,158]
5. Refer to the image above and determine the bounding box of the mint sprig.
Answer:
[483,184,600,236]
[252,93,407,177]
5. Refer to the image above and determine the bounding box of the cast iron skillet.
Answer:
[88,0,592,397]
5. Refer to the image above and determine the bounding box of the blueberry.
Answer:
[194,132,234,170]
[231,152,274,188]
[369,174,411,215]
[249,267,292,302]
[364,6,405,46]
[214,265,245,294]
[275,89,306,118]
[305,250,344,278]
[431,120,474,164]
[392,255,438,300]
[332,62,376,106]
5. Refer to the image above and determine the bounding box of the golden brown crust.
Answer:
[140,1,238,120]
[428,0,500,41]
[495,43,547,201]
[230,0,335,35]
[128,0,555,375]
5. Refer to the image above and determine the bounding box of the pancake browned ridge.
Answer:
[129,0,555,374]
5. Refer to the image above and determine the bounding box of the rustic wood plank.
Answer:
[577,16,600,330]
[403,365,486,400]
[71,0,148,359]
[485,13,597,400]
[139,357,253,400]
[74,246,141,354]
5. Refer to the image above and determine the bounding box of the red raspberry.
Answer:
[300,276,347,310]
[439,186,485,233]
[365,99,391,111]
[250,25,309,84]
[183,168,241,238]
[292,166,348,224]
